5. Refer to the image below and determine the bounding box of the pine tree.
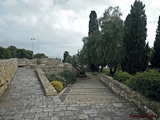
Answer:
[151,16,160,68]
[122,0,149,74]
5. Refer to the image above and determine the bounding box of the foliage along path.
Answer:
[0,68,147,120]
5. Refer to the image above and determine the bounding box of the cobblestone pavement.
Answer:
[0,68,148,120]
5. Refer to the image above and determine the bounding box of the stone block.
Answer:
[36,68,57,96]
[0,58,18,96]
[78,114,88,120]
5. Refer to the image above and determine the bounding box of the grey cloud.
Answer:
[0,0,159,58]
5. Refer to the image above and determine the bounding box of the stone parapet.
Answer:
[0,59,18,96]
[18,58,61,68]
[36,68,57,96]
[100,75,160,119]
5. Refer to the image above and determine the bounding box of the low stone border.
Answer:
[36,68,57,96]
[100,74,160,119]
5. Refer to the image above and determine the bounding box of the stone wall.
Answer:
[0,59,18,96]
[100,75,160,119]
[100,75,160,120]
[18,58,61,68]
[40,63,74,75]
[17,58,74,75]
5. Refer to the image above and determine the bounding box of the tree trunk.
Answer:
[109,66,117,76]
[100,65,103,72]
[109,67,114,76]
[113,66,117,74]
[91,64,94,73]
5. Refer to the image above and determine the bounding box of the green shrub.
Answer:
[114,70,133,83]
[59,70,76,86]
[55,76,66,85]
[46,73,56,82]
[126,69,160,101]
[46,70,75,87]
[123,79,132,86]
[51,80,63,93]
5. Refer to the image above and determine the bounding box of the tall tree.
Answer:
[87,10,99,72]
[99,6,123,75]
[71,54,78,67]
[88,11,99,36]
[34,53,48,59]
[79,35,100,72]
[26,50,33,59]
[94,31,106,72]
[0,46,11,59]
[16,49,28,58]
[122,0,149,74]
[8,45,17,58]
[87,32,100,72]
[151,16,160,68]
[77,37,89,67]
[63,51,69,63]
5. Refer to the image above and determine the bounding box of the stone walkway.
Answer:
[0,68,148,120]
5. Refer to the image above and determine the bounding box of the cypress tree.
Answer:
[151,16,160,68]
[122,0,149,74]
[63,51,69,63]
[88,11,99,36]
[86,11,99,72]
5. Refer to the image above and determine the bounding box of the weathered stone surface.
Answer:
[18,58,61,69]
[78,114,88,119]
[40,63,74,75]
[17,58,75,77]
[0,69,151,120]
[100,74,160,119]
[0,59,18,96]
[36,68,57,96]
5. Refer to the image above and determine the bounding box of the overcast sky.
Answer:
[0,0,160,58]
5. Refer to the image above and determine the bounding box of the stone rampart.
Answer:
[0,59,18,96]
[100,75,160,119]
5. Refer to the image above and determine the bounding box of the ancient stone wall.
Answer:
[0,59,18,96]
[100,75,160,119]
[40,63,74,75]
[17,58,61,68]
[17,58,75,75]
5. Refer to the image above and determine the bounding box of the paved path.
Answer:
[61,75,127,104]
[0,68,147,120]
